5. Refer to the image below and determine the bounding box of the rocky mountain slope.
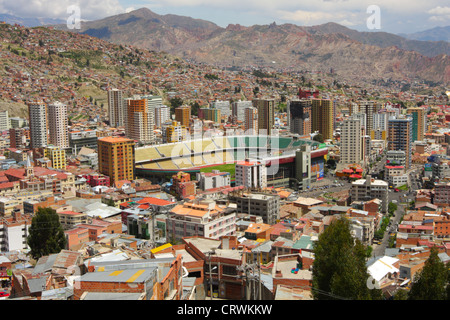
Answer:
[56,8,449,84]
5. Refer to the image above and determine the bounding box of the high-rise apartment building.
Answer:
[340,116,363,165]
[107,89,126,128]
[47,101,69,149]
[0,110,9,131]
[174,105,191,128]
[154,105,170,128]
[211,100,231,118]
[357,101,378,135]
[199,108,221,123]
[235,160,267,189]
[388,116,413,168]
[9,117,27,129]
[9,127,28,149]
[287,99,312,136]
[232,100,253,122]
[28,101,48,149]
[253,99,275,135]
[98,137,135,185]
[311,99,335,140]
[125,95,156,144]
[406,107,426,142]
[244,107,258,134]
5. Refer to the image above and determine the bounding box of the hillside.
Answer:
[55,8,450,85]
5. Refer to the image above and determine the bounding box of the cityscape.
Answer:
[0,1,449,305]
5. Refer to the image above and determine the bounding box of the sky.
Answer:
[0,0,449,34]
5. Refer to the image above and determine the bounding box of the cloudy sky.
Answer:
[1,0,449,34]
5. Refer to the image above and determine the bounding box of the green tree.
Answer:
[408,247,448,300]
[169,97,183,113]
[312,217,382,300]
[27,207,67,260]
[313,133,324,143]
[190,102,201,117]
[393,289,409,300]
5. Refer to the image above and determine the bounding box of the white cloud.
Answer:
[427,5,450,22]
[0,0,126,20]
[427,5,450,15]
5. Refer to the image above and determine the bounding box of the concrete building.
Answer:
[340,116,363,165]
[0,110,9,131]
[161,121,187,143]
[28,101,48,149]
[9,127,28,149]
[97,137,135,186]
[9,117,27,129]
[351,175,388,213]
[0,212,32,252]
[406,107,426,142]
[166,199,237,241]
[253,99,275,135]
[44,145,67,170]
[175,105,191,128]
[47,101,69,149]
[199,108,221,123]
[287,99,312,136]
[69,129,98,154]
[357,101,378,135]
[211,100,231,118]
[388,116,413,168]
[232,100,252,122]
[311,99,335,141]
[125,95,156,144]
[244,107,258,134]
[434,182,450,207]
[154,105,170,128]
[235,160,267,189]
[386,150,406,167]
[196,170,231,191]
[229,192,280,225]
[107,88,126,128]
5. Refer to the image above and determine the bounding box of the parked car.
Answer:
[0,291,10,299]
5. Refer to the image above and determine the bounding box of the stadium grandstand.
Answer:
[134,135,328,189]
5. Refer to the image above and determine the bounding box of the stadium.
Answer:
[134,135,328,189]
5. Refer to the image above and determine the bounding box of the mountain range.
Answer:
[18,8,450,84]
[0,13,65,28]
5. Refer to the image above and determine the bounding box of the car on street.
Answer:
[0,291,10,299]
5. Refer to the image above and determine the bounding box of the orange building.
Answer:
[97,137,135,186]
[125,96,155,143]
[175,105,191,128]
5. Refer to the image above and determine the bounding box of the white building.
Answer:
[0,110,9,132]
[196,170,231,191]
[47,101,69,149]
[232,100,252,122]
[166,200,236,241]
[351,175,388,213]
[340,117,363,165]
[154,105,170,128]
[0,212,31,252]
[211,100,231,117]
[28,101,48,149]
[235,160,267,189]
[108,88,127,128]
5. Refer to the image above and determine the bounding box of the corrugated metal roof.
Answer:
[79,267,157,283]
